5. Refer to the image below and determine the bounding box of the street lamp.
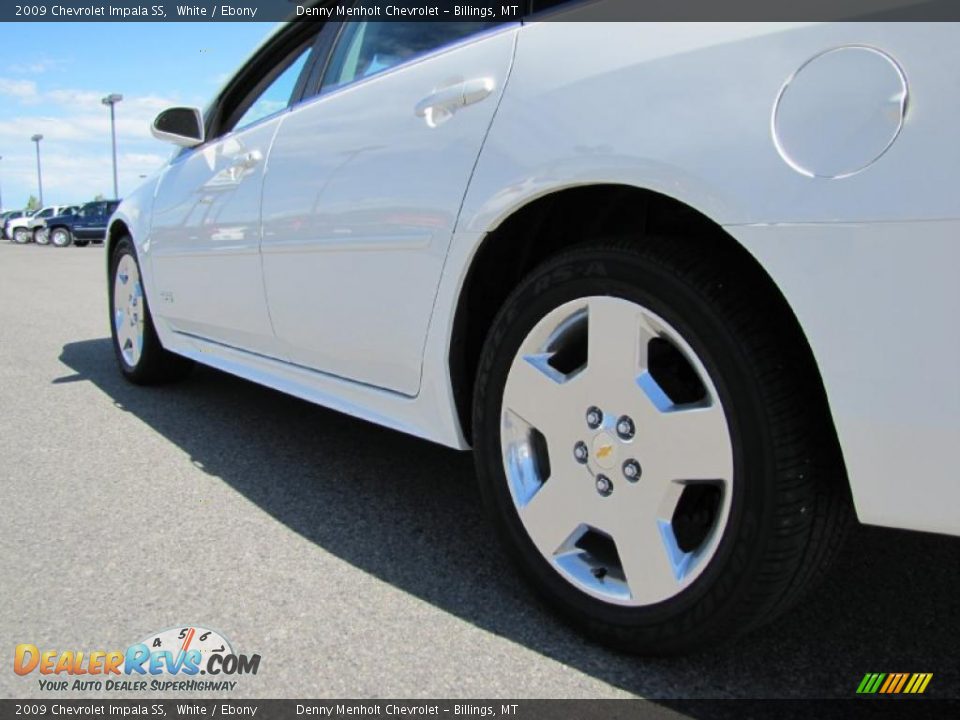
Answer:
[31,134,44,207]
[102,93,123,199]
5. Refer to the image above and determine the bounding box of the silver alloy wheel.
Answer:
[500,296,734,607]
[13,228,29,244]
[113,254,145,368]
[51,228,71,247]
[35,228,50,245]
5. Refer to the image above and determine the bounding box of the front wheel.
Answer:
[34,228,50,245]
[50,227,72,247]
[109,237,194,384]
[12,227,30,244]
[472,243,850,654]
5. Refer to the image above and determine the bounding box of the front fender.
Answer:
[106,176,161,296]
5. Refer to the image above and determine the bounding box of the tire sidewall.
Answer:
[473,249,777,648]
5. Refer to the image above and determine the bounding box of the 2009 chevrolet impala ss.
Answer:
[107,5,960,653]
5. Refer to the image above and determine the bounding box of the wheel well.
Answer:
[449,184,835,447]
[106,220,130,260]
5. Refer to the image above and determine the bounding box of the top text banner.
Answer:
[2,0,959,22]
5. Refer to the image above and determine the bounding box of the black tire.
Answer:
[50,227,73,248]
[472,242,851,655]
[34,227,50,245]
[12,227,30,244]
[109,236,194,384]
[74,240,89,248]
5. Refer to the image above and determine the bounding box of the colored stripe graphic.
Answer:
[879,674,896,693]
[857,672,932,694]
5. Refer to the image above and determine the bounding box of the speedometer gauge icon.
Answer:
[138,626,233,672]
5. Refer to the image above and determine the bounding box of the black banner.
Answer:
[1,700,959,720]
[2,0,960,23]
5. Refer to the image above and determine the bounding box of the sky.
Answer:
[0,22,278,210]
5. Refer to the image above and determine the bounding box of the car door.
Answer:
[74,202,105,238]
[149,24,324,356]
[260,21,518,396]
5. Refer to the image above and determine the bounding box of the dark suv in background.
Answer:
[46,200,121,247]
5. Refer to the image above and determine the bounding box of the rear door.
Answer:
[260,21,518,396]
[73,202,108,238]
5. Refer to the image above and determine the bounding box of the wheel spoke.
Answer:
[129,323,142,365]
[517,468,585,557]
[116,317,133,359]
[587,297,660,386]
[640,402,733,482]
[611,510,683,604]
[502,353,574,440]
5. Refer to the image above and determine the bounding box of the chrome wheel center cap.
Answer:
[592,432,617,469]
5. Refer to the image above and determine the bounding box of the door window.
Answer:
[232,45,312,132]
[321,22,491,91]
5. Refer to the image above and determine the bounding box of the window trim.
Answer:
[196,11,345,149]
[303,11,518,100]
[226,40,316,134]
[208,27,322,141]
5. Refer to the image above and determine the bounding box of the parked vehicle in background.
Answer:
[67,200,120,247]
[109,15,960,654]
[28,205,78,245]
[0,210,22,238]
[4,210,36,242]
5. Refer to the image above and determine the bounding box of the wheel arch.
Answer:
[447,183,844,476]
[106,219,131,262]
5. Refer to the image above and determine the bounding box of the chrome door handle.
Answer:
[461,77,495,107]
[232,150,262,169]
[415,85,464,118]
[415,78,495,126]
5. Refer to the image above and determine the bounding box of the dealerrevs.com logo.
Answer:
[14,626,261,692]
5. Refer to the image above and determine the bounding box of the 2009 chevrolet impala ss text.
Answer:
[106,1,960,654]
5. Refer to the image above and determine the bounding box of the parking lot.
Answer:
[0,240,957,701]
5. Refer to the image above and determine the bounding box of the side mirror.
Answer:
[151,107,205,148]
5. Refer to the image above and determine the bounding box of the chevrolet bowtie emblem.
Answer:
[596,445,614,460]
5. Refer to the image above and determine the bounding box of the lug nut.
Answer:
[595,474,613,497]
[622,459,641,482]
[573,441,589,464]
[586,406,603,429]
[616,415,635,440]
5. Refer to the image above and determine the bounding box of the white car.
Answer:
[9,205,72,244]
[5,210,38,243]
[108,12,960,654]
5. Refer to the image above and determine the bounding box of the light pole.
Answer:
[102,93,123,199]
[31,134,44,207]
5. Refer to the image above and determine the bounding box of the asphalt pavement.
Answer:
[0,241,957,703]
